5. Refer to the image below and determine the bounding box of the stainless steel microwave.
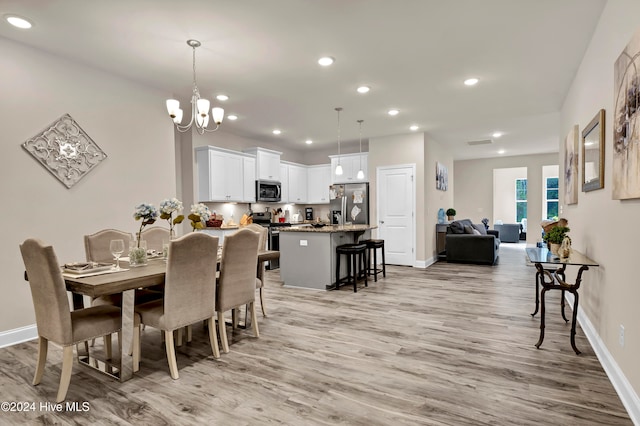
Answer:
[256,180,281,202]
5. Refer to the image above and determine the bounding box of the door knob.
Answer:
[380,220,385,224]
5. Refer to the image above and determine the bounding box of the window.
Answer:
[545,177,559,219]
[516,179,527,222]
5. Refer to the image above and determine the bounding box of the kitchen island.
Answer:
[279,224,376,290]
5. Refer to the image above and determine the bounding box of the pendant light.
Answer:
[334,107,343,176]
[356,119,365,179]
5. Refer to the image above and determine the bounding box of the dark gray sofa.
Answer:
[445,219,500,265]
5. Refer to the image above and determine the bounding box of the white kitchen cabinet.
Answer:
[243,156,256,203]
[287,163,308,203]
[329,153,368,183]
[306,164,331,204]
[280,164,290,203]
[195,146,253,202]
[244,147,281,181]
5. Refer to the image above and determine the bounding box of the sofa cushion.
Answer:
[449,221,465,234]
[472,224,487,235]
[472,228,482,235]
[463,225,475,234]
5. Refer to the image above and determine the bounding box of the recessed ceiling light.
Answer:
[5,14,32,29]
[464,78,479,86]
[216,94,229,101]
[492,131,503,138]
[318,56,334,66]
[272,129,281,135]
[305,139,313,145]
[357,86,370,94]
[498,149,505,155]
[388,109,399,116]
[410,125,419,131]
[227,115,238,121]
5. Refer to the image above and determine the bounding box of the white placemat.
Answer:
[62,268,130,279]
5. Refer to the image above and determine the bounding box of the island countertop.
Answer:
[280,224,377,233]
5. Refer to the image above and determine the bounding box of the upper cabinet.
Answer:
[307,164,331,204]
[329,153,368,183]
[195,146,255,203]
[285,162,308,204]
[243,147,282,181]
[280,164,290,203]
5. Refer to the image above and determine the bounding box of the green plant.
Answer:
[446,208,456,216]
[543,226,570,244]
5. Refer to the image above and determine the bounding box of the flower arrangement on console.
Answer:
[188,203,211,231]
[159,198,184,238]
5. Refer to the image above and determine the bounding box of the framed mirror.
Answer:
[582,109,605,192]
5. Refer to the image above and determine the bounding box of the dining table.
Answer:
[59,250,280,382]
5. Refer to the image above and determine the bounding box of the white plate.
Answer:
[63,262,114,274]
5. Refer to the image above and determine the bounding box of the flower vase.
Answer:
[129,237,148,267]
[549,243,561,256]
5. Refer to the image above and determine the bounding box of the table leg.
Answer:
[119,289,135,381]
[560,289,569,322]
[570,291,581,355]
[535,288,547,349]
[531,271,540,317]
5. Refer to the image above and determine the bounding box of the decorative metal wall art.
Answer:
[21,114,107,188]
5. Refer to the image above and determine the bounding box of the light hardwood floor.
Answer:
[1,244,631,425]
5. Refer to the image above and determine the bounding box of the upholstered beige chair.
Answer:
[244,223,268,317]
[216,228,260,353]
[140,226,170,253]
[132,233,219,379]
[20,239,122,402]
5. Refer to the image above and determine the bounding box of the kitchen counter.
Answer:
[280,224,376,233]
[279,225,374,290]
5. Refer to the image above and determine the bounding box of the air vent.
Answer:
[467,139,494,146]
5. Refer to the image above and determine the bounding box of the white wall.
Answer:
[0,38,176,331]
[492,167,527,224]
[560,0,640,403]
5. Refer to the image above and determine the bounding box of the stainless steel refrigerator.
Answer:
[329,183,370,225]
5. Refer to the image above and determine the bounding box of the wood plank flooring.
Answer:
[0,244,631,425]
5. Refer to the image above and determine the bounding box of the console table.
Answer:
[526,246,598,354]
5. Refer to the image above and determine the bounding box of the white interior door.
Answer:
[377,165,415,266]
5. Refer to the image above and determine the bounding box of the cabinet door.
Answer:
[280,164,290,203]
[224,154,244,201]
[307,165,331,203]
[258,150,280,181]
[331,156,355,183]
[288,164,307,203]
[208,150,229,201]
[243,157,256,203]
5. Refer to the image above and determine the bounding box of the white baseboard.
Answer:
[0,324,38,348]
[565,293,640,424]
[415,257,436,269]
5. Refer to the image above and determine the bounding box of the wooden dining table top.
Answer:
[62,250,280,298]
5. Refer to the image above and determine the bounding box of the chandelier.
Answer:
[166,40,224,134]
[335,107,343,176]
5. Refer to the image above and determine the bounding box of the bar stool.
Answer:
[363,239,386,282]
[335,243,368,292]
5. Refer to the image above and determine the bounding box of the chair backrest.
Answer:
[141,226,170,252]
[163,233,219,329]
[84,229,132,262]
[243,224,267,283]
[20,239,73,345]
[217,228,260,312]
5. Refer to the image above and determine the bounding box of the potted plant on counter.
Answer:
[446,208,456,221]
[542,225,570,255]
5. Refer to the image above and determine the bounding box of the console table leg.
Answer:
[531,271,540,317]
[535,288,547,349]
[570,291,581,355]
[560,289,569,322]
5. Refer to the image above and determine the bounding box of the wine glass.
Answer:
[109,239,125,271]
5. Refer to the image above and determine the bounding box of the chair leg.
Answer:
[259,287,267,317]
[117,331,122,360]
[250,302,260,338]
[218,312,230,353]
[164,330,179,380]
[207,317,220,359]
[132,325,140,373]
[33,336,48,385]
[232,308,239,329]
[373,247,378,282]
[56,346,74,403]
[176,328,183,347]
[186,325,193,343]
[381,244,386,277]
[104,334,112,360]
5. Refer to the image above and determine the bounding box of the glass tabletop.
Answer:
[526,246,599,267]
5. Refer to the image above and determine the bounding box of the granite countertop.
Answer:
[280,224,376,233]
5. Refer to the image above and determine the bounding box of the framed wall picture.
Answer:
[436,161,448,191]
[564,125,579,204]
[582,109,605,192]
[613,27,640,199]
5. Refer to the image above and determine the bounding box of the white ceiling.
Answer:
[0,0,606,159]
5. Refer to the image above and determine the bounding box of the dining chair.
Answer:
[132,233,219,379]
[140,226,170,253]
[244,223,268,317]
[216,228,260,353]
[20,238,122,402]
